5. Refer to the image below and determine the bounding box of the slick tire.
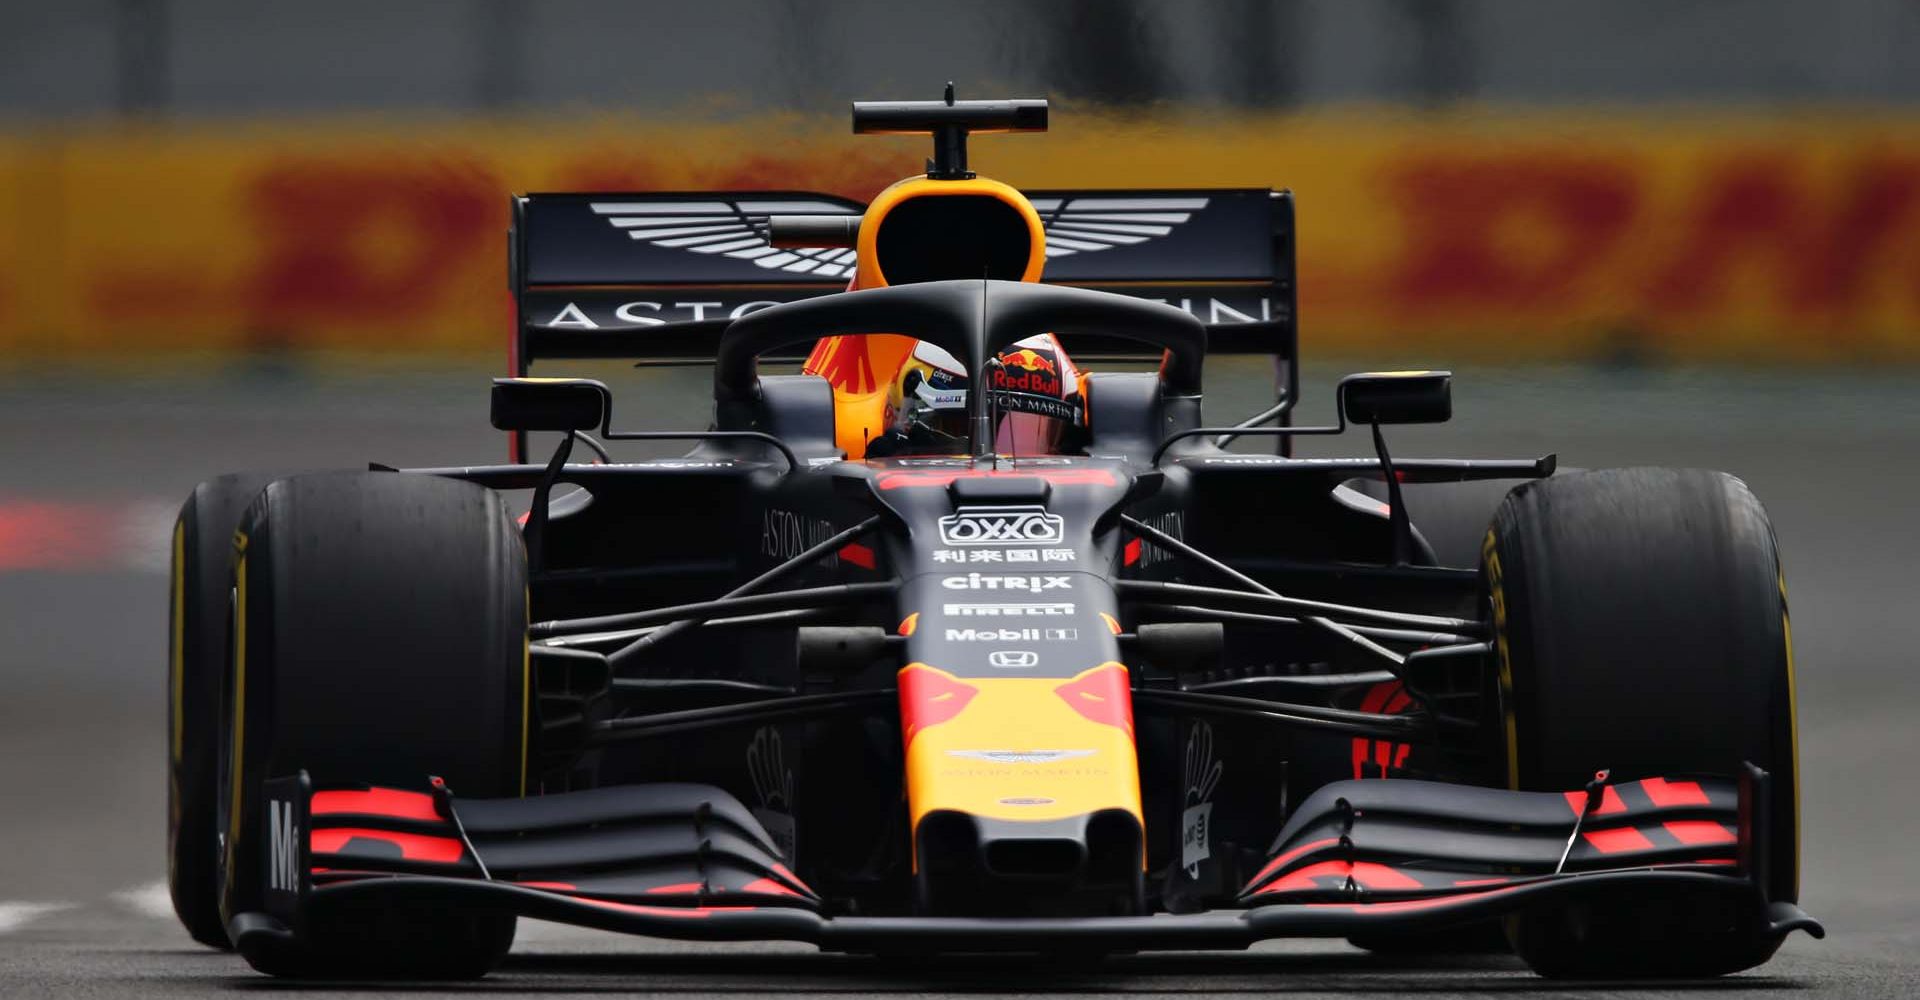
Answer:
[220,471,527,979]
[168,472,290,950]
[1485,468,1799,979]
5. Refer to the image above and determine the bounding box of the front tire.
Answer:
[220,471,527,979]
[1485,468,1799,978]
[169,473,288,949]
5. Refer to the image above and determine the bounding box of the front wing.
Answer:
[231,768,1821,959]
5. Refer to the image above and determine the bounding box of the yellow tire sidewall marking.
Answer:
[1482,528,1519,790]
[222,530,249,898]
[1780,569,1802,892]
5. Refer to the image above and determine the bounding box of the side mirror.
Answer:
[1340,370,1452,425]
[490,377,610,433]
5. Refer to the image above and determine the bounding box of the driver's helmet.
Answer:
[874,334,1085,456]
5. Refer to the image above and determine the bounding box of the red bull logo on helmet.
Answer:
[1002,348,1057,375]
[992,347,1063,396]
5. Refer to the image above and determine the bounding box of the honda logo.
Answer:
[988,650,1040,668]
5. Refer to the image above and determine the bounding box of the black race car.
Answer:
[165,94,1819,980]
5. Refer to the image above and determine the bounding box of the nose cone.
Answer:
[879,462,1143,913]
[899,663,1144,914]
[916,807,1145,915]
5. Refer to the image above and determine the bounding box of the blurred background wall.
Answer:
[2,0,1917,363]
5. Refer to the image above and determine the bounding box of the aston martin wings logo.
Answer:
[945,749,1097,764]
[593,194,1210,274]
[1029,195,1210,258]
[591,198,861,278]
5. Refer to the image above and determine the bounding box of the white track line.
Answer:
[112,881,175,920]
[0,902,74,934]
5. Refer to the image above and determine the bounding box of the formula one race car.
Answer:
[165,92,1819,980]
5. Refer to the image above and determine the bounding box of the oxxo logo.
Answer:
[938,505,1065,547]
[988,650,1039,668]
[940,573,1072,592]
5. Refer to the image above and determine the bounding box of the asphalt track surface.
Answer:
[2,359,1917,997]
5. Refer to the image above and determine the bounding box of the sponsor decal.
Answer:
[537,293,1280,335]
[543,298,787,328]
[1132,511,1185,569]
[987,650,1040,668]
[946,749,1096,765]
[267,798,298,894]
[989,349,1063,397]
[761,508,837,567]
[944,627,1079,642]
[590,197,861,279]
[747,726,797,862]
[943,602,1076,617]
[993,391,1082,423]
[930,547,1076,564]
[1149,295,1276,324]
[1000,347,1057,375]
[909,365,970,411]
[1181,721,1223,876]
[998,796,1056,806]
[938,505,1065,547]
[941,763,1112,779]
[918,387,967,409]
[939,572,1072,592]
[1027,194,1210,259]
[584,195,1210,282]
[633,460,737,469]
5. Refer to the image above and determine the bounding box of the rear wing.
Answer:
[509,187,1297,376]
